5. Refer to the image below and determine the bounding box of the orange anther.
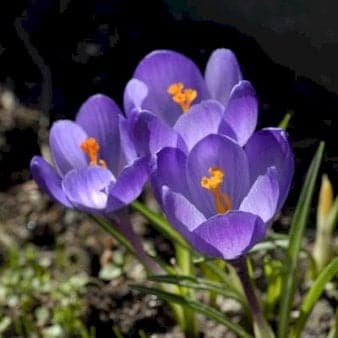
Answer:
[201,167,232,214]
[167,82,197,112]
[80,137,107,168]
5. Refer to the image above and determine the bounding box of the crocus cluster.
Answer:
[31,48,294,261]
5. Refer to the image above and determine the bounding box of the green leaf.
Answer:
[149,274,245,305]
[327,196,338,232]
[132,285,252,338]
[278,112,292,130]
[132,201,189,249]
[89,215,135,256]
[277,142,325,338]
[291,257,338,338]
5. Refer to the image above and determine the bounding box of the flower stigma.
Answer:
[167,82,197,112]
[80,137,107,168]
[201,167,232,214]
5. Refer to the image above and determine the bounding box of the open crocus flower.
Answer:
[124,48,242,126]
[30,94,151,215]
[124,49,258,158]
[152,130,293,260]
[128,79,258,161]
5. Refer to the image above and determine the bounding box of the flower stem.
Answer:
[232,257,275,338]
[175,243,199,338]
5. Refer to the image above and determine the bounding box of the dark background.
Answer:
[0,0,337,199]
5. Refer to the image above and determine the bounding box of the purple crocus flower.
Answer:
[152,129,293,260]
[30,94,151,215]
[124,49,258,157]
[124,48,242,126]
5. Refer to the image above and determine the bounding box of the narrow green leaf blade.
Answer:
[132,285,252,338]
[278,112,292,130]
[90,214,135,255]
[132,201,189,249]
[149,274,245,305]
[291,257,338,338]
[277,142,325,338]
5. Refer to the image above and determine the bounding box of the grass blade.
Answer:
[149,274,245,305]
[132,285,252,338]
[291,257,338,338]
[278,112,292,130]
[132,201,189,249]
[277,142,325,338]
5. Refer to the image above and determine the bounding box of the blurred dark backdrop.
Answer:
[0,0,337,199]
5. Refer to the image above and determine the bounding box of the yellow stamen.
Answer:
[80,137,107,168]
[167,82,197,112]
[201,167,232,214]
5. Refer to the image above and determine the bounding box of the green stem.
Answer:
[175,244,198,338]
[233,258,275,338]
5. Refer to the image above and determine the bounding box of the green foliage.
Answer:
[0,244,94,338]
[278,142,325,338]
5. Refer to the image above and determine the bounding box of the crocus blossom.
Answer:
[124,48,242,126]
[30,94,151,215]
[128,79,258,161]
[152,129,293,260]
[124,49,258,157]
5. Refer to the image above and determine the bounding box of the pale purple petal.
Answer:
[62,166,115,213]
[49,120,88,177]
[132,112,186,156]
[30,156,73,208]
[240,167,279,222]
[205,49,242,106]
[151,147,189,204]
[186,134,250,217]
[219,81,258,146]
[118,115,138,168]
[193,211,266,260]
[174,100,229,151]
[133,50,208,126]
[245,128,294,210]
[123,78,149,115]
[107,156,153,212]
[75,94,122,174]
[162,187,220,251]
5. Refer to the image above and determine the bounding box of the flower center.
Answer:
[167,82,197,112]
[80,137,107,168]
[201,167,232,214]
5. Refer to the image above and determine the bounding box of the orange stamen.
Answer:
[80,137,107,168]
[201,167,232,214]
[167,82,197,112]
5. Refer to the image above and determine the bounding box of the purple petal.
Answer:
[107,156,153,212]
[133,50,208,126]
[205,49,242,106]
[49,120,88,176]
[123,78,149,115]
[245,128,294,210]
[151,147,189,204]
[30,156,73,208]
[162,187,215,250]
[75,94,122,174]
[193,211,266,260]
[131,112,186,156]
[186,134,250,217]
[219,81,258,146]
[62,166,115,213]
[118,115,138,168]
[240,167,279,222]
[174,100,229,151]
